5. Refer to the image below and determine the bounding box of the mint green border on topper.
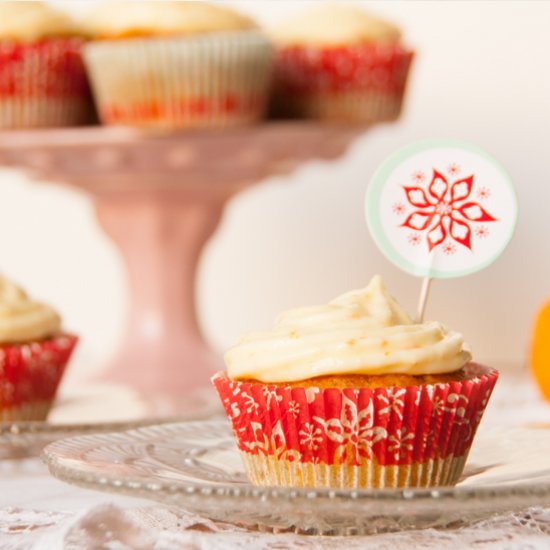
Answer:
[365,139,519,279]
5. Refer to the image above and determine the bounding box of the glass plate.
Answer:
[42,420,550,536]
[0,386,220,459]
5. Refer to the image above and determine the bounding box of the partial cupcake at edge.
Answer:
[83,1,273,130]
[0,1,93,129]
[0,276,78,421]
[213,276,497,489]
[270,3,414,123]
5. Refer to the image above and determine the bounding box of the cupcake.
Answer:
[270,3,414,123]
[0,1,92,129]
[213,276,497,489]
[0,276,78,421]
[83,1,273,130]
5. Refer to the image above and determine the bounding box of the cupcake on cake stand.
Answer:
[0,123,362,413]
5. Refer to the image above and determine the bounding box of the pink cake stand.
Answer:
[0,123,362,401]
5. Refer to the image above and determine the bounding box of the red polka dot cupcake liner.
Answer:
[83,32,273,130]
[213,363,498,489]
[0,334,78,421]
[0,38,93,128]
[271,43,414,123]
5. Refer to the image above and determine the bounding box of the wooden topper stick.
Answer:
[416,277,433,323]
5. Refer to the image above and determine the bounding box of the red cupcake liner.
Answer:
[0,38,93,128]
[0,334,78,420]
[271,43,413,122]
[212,364,498,488]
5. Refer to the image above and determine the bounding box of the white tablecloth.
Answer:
[2,368,550,550]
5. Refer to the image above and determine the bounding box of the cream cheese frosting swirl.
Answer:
[0,276,61,344]
[0,2,83,41]
[86,1,258,39]
[271,3,402,47]
[225,276,471,382]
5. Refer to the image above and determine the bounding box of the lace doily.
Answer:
[1,369,550,549]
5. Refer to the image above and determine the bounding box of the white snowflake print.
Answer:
[388,428,415,461]
[446,393,469,408]
[228,401,241,419]
[304,387,320,404]
[229,382,242,396]
[242,420,300,461]
[241,391,259,414]
[263,387,283,409]
[377,388,407,421]
[299,422,324,452]
[433,392,469,416]
[287,400,300,419]
[314,395,387,464]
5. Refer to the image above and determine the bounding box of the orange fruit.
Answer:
[531,300,550,401]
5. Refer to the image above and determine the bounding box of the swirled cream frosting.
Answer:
[226,276,471,382]
[271,3,402,47]
[0,2,82,41]
[86,1,258,39]
[0,276,61,344]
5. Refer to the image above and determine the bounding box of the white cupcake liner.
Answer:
[84,31,273,129]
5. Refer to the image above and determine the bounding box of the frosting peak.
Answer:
[86,1,258,39]
[0,2,82,41]
[271,3,402,47]
[0,277,61,344]
[226,276,471,382]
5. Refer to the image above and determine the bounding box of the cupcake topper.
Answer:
[365,140,518,321]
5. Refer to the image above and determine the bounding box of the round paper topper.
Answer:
[365,140,518,279]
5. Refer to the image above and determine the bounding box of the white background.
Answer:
[1,1,549,383]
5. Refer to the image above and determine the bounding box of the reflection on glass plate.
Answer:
[43,420,550,535]
[0,384,220,459]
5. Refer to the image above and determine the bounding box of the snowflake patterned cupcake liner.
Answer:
[83,31,273,130]
[212,363,498,489]
[0,38,93,128]
[0,334,78,421]
[271,43,413,123]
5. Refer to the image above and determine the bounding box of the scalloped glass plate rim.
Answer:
[41,420,550,503]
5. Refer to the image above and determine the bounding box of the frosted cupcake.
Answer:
[270,3,413,123]
[0,276,78,421]
[213,276,497,489]
[83,1,273,130]
[0,1,92,128]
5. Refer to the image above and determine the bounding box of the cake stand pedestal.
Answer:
[0,123,362,399]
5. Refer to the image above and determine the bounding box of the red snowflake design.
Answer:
[408,233,421,246]
[447,163,461,176]
[442,242,456,255]
[475,225,489,239]
[412,171,425,183]
[400,169,498,252]
[477,187,491,200]
[392,202,407,215]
